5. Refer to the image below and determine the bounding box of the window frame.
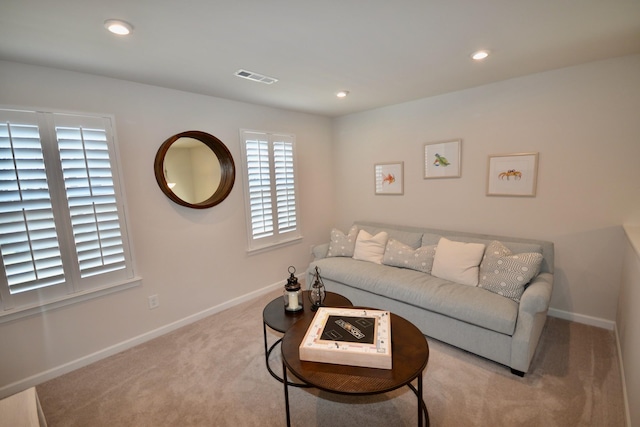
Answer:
[239,129,302,253]
[0,107,140,322]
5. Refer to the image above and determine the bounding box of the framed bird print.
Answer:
[375,162,403,195]
[424,139,461,179]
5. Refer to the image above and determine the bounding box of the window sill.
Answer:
[247,236,303,255]
[0,276,142,324]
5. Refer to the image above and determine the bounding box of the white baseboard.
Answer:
[548,307,616,330]
[0,281,283,399]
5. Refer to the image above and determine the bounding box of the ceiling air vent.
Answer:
[235,69,278,84]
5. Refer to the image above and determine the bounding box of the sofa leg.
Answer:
[510,368,525,377]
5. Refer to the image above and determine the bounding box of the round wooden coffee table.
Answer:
[281,309,429,426]
[262,291,353,386]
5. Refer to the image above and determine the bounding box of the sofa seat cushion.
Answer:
[312,257,518,336]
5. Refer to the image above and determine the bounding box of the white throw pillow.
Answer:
[353,230,389,264]
[431,237,486,286]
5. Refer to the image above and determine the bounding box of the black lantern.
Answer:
[284,266,303,312]
[308,266,326,311]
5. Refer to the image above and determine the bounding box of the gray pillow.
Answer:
[478,240,543,302]
[326,226,358,257]
[382,238,437,274]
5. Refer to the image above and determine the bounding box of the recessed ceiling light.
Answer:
[471,50,490,60]
[104,19,133,36]
[336,91,349,98]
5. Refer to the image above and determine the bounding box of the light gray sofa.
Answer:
[306,221,554,376]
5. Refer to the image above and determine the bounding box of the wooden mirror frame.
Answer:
[154,130,235,209]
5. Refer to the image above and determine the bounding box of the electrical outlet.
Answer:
[148,294,160,309]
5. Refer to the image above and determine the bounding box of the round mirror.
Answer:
[154,131,235,209]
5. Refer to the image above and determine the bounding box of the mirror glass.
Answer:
[154,131,235,209]
[163,137,221,204]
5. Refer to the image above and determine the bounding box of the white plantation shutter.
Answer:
[55,124,126,277]
[273,141,296,234]
[245,135,273,239]
[241,130,300,250]
[0,116,65,296]
[0,108,136,314]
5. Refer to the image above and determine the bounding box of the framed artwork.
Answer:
[487,152,539,197]
[424,139,461,179]
[374,162,403,195]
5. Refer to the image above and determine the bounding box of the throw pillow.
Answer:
[478,240,543,302]
[431,237,486,286]
[382,239,437,274]
[326,226,359,257]
[353,230,389,264]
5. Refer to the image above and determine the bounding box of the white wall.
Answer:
[332,54,640,324]
[0,61,336,394]
[618,227,640,427]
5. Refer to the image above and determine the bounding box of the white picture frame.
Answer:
[374,162,404,195]
[487,152,539,197]
[424,139,461,179]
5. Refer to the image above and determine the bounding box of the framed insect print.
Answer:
[374,162,403,195]
[487,152,539,197]
[424,139,461,178]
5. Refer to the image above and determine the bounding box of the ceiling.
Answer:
[1,1,639,117]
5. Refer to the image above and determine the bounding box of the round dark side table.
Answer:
[262,290,353,386]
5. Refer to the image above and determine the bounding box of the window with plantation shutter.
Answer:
[0,108,138,318]
[240,130,301,251]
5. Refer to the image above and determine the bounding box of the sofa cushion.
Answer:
[431,237,486,286]
[353,230,388,264]
[326,226,358,257]
[357,224,423,249]
[478,240,543,302]
[312,257,518,335]
[382,239,437,274]
[421,233,443,246]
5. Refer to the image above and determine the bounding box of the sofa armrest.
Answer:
[519,272,553,315]
[312,243,329,260]
[511,272,554,373]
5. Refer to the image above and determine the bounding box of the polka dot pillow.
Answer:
[326,226,359,257]
[478,240,543,302]
[382,238,437,274]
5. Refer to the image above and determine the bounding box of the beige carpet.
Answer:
[37,290,625,426]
